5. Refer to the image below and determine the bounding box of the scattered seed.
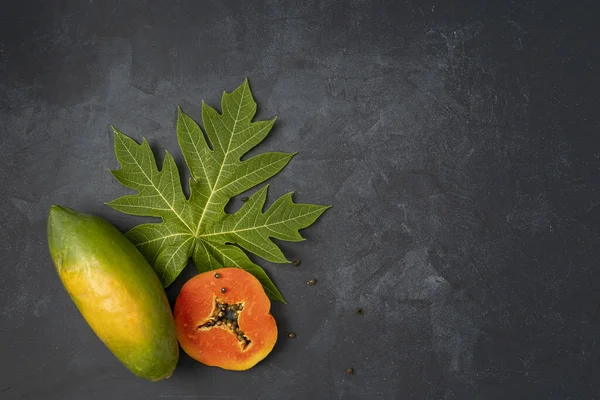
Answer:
[231,305,238,312]
[218,311,225,318]
[241,196,249,202]
[214,273,221,279]
[355,308,364,315]
[238,334,244,340]
[238,304,244,311]
[307,279,317,286]
[221,287,227,294]
[293,259,301,267]
[346,367,354,375]
[288,332,297,338]
[216,321,223,326]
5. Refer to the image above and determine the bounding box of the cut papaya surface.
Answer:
[174,268,277,370]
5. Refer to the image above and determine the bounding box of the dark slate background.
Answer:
[1,1,599,399]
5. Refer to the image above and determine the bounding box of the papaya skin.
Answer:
[174,268,277,371]
[47,205,179,381]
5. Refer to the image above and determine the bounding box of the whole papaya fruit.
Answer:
[47,205,178,381]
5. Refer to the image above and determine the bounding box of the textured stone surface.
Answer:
[1,1,599,399]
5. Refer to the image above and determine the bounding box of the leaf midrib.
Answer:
[160,236,195,283]
[133,232,193,247]
[116,132,195,233]
[198,208,324,239]
[181,112,213,192]
[194,84,247,236]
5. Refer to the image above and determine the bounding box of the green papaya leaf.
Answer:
[107,79,330,302]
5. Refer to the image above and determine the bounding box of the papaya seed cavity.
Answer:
[198,298,251,349]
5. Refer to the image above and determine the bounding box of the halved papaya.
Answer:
[174,268,277,370]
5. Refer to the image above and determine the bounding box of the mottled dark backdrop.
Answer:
[1,1,599,399]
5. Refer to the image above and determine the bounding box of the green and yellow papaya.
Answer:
[47,205,178,381]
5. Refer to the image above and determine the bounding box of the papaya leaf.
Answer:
[107,79,330,302]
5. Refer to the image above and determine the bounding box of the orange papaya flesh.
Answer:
[174,268,277,371]
[47,205,179,381]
